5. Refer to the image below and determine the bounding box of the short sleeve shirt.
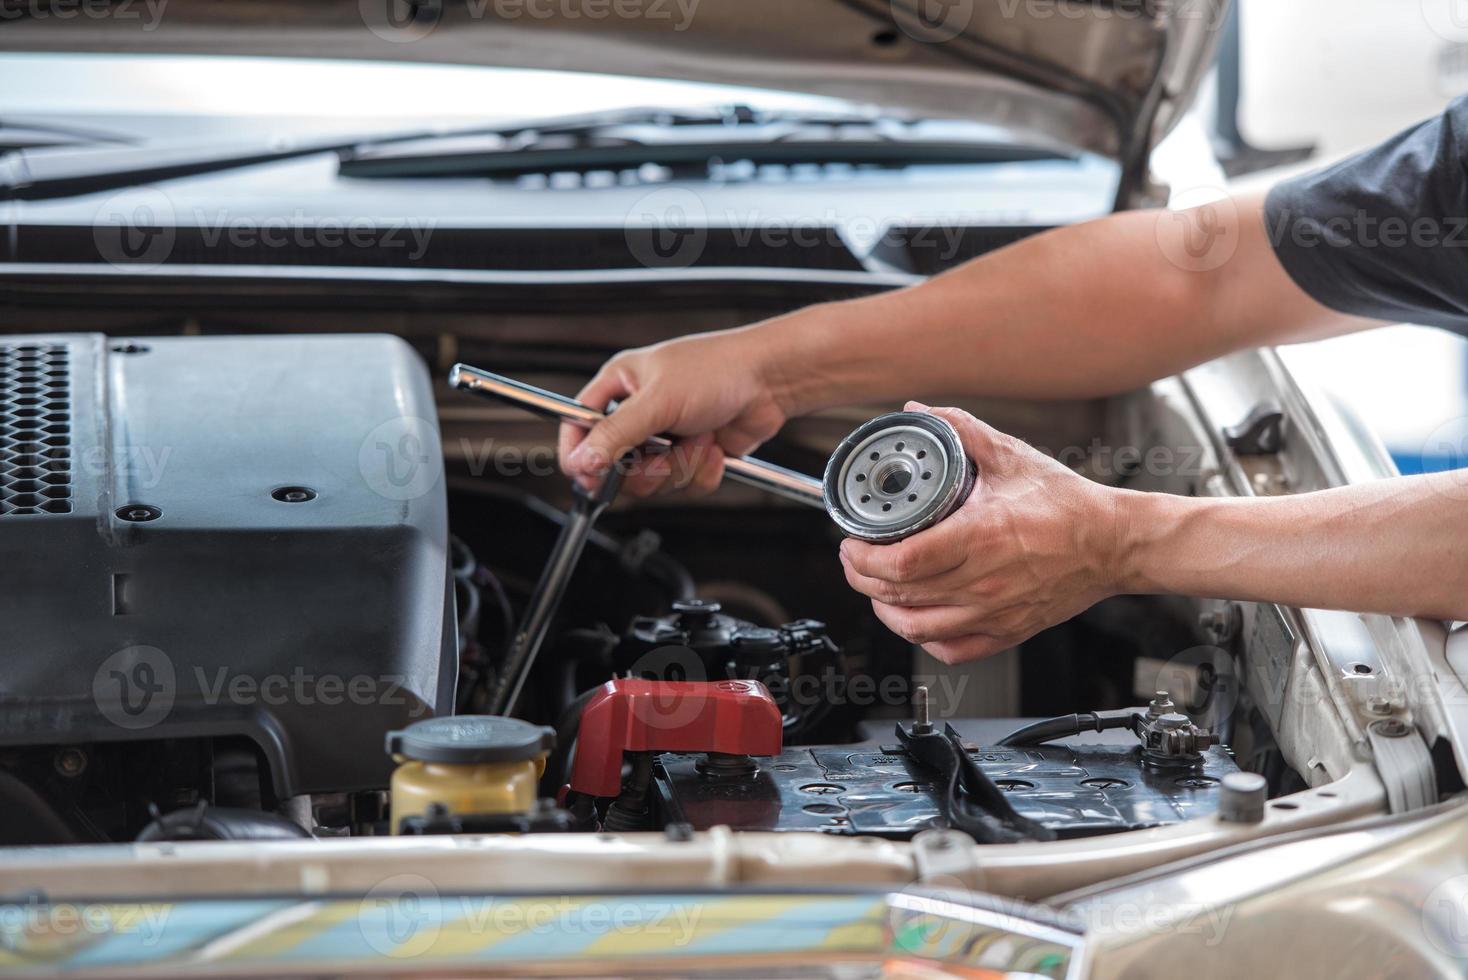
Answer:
[1265,95,1468,331]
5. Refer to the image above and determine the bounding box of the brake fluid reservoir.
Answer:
[823,412,977,543]
[386,716,554,835]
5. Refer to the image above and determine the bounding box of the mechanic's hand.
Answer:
[839,404,1127,664]
[559,330,790,497]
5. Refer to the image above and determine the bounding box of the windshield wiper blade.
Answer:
[0,107,861,201]
[338,103,1070,180]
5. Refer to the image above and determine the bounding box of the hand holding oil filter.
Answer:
[823,411,977,543]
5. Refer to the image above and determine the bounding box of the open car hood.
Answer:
[2,0,1225,199]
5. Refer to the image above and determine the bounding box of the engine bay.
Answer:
[0,331,1339,859]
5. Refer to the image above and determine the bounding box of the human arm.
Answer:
[560,191,1376,494]
[839,405,1468,664]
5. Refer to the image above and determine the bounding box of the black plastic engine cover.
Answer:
[0,333,454,796]
[655,738,1239,839]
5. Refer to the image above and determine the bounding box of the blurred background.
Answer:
[1222,0,1468,474]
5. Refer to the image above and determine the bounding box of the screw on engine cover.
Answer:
[116,504,161,523]
[272,486,317,503]
[53,747,87,778]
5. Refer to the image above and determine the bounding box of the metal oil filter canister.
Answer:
[386,716,554,834]
[823,411,977,543]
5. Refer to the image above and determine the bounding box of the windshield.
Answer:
[0,52,1119,277]
[0,52,855,127]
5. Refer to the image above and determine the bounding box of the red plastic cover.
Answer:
[568,679,784,797]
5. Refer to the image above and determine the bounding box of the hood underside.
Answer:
[3,0,1224,187]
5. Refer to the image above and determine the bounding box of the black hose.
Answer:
[997,710,1138,747]
[137,804,311,842]
[0,772,79,845]
[540,684,608,797]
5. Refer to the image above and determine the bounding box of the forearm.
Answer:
[757,193,1376,414]
[1121,475,1468,621]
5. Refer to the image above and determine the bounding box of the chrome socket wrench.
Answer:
[450,366,973,542]
[450,364,825,509]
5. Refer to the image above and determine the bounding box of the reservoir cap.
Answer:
[387,716,554,765]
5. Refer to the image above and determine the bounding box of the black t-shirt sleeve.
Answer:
[1264,94,1468,332]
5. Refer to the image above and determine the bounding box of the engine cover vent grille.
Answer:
[0,342,73,516]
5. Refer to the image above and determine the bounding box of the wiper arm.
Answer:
[338,103,1070,180]
[0,118,135,153]
[0,127,444,202]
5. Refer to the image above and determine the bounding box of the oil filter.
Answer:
[823,412,976,543]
